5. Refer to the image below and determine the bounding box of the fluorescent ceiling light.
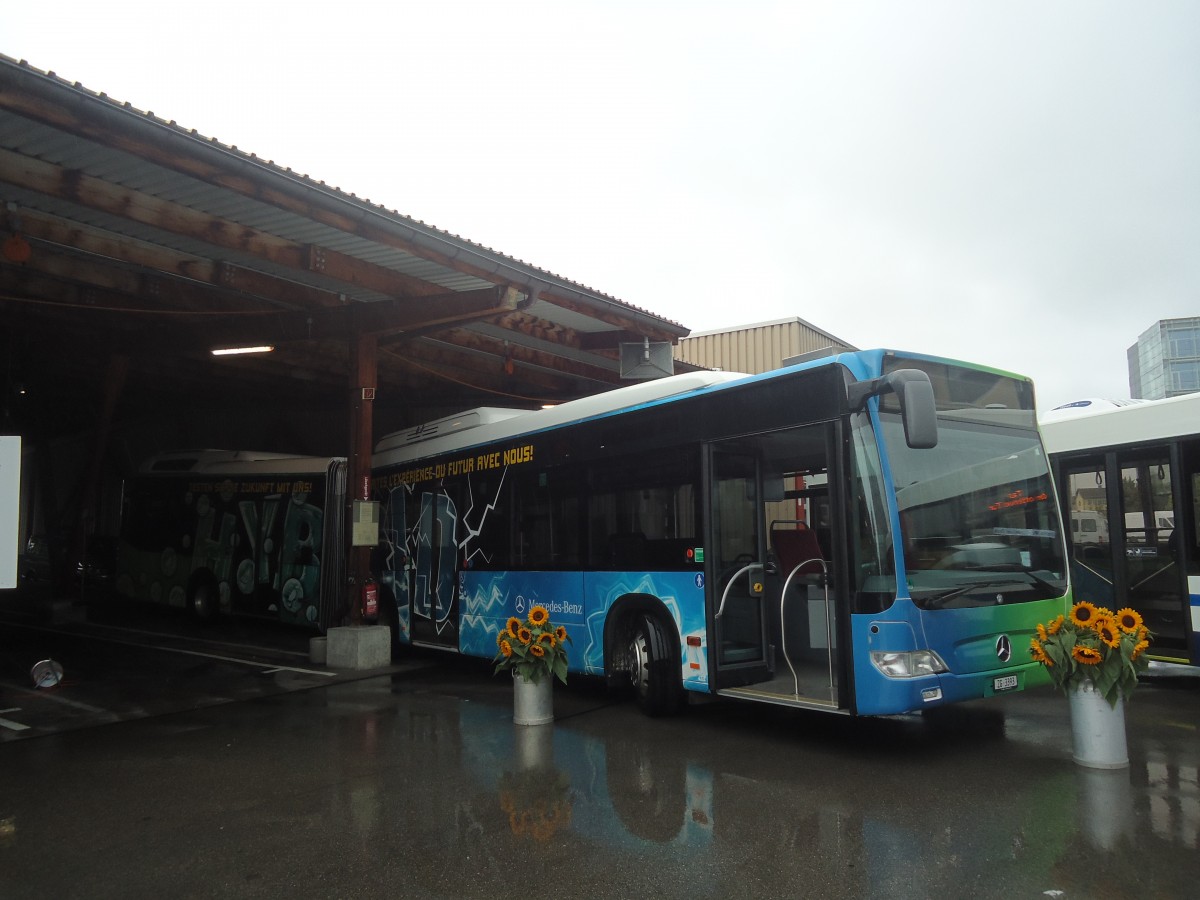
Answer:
[211,345,275,356]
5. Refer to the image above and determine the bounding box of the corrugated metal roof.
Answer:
[1,53,699,430]
[4,56,682,325]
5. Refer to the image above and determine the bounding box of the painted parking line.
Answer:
[136,644,338,676]
[6,621,336,677]
[0,708,31,732]
[7,683,118,715]
[81,621,312,660]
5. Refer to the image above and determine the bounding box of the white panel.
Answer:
[0,436,20,589]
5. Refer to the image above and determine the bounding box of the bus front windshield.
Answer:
[878,362,1068,610]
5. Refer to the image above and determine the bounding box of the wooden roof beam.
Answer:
[419,327,621,384]
[6,207,352,311]
[381,340,610,402]
[0,69,689,343]
[353,285,527,337]
[0,148,454,306]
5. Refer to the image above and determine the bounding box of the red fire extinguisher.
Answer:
[362,577,379,623]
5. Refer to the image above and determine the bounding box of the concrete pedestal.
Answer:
[325,625,391,670]
[308,636,328,665]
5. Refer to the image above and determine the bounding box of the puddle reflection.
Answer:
[498,725,572,842]
[1145,751,1200,847]
[363,689,1199,896]
[434,696,1200,897]
[1077,767,1135,850]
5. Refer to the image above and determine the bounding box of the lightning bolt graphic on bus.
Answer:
[457,466,508,567]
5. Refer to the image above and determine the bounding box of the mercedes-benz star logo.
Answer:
[995,634,1012,662]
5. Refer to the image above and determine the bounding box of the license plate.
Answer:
[993,674,1019,693]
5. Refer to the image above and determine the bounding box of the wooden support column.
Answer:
[346,324,377,625]
[72,353,128,598]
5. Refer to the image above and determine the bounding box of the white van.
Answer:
[1124,510,1174,544]
[1070,510,1109,545]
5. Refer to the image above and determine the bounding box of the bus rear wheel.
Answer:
[629,615,682,717]
[189,577,219,622]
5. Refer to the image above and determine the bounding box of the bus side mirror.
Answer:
[847,368,938,449]
[897,376,937,449]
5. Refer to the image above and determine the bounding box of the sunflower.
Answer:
[1029,603,1151,704]
[1029,638,1053,666]
[1072,645,1104,665]
[1070,601,1099,628]
[1116,607,1144,634]
[491,604,572,685]
[1096,619,1121,649]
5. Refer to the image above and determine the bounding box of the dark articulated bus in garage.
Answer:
[113,451,347,631]
[371,348,1070,717]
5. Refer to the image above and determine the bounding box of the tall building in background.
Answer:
[1127,316,1200,399]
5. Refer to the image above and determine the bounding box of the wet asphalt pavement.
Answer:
[1,597,1198,898]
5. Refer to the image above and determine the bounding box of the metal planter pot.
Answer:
[1068,679,1129,769]
[513,671,554,726]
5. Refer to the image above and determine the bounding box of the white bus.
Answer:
[1040,393,1200,665]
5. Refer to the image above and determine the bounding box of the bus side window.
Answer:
[609,532,647,569]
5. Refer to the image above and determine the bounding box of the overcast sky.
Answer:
[7,1,1199,410]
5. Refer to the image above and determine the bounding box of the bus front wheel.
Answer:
[629,615,682,717]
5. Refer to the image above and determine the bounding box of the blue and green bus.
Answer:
[371,349,1069,716]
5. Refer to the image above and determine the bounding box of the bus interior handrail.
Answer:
[780,558,833,701]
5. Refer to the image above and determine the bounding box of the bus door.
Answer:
[761,423,841,709]
[707,445,771,689]
[1058,456,1119,609]
[708,424,843,709]
[1118,449,1188,657]
[1060,449,1191,660]
[409,490,460,649]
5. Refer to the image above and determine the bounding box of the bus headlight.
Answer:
[870,650,948,678]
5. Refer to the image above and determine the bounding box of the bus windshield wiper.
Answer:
[981,565,1063,599]
[920,568,1064,608]
[920,579,1027,609]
